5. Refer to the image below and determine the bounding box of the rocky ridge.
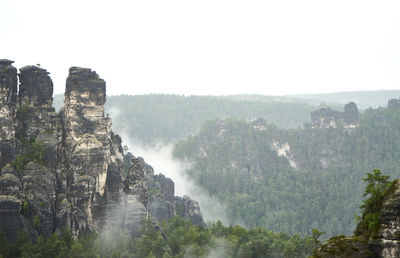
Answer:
[311,102,359,128]
[0,60,203,241]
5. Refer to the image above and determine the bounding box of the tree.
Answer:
[355,169,396,237]
[311,228,325,253]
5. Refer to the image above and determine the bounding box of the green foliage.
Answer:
[12,104,47,176]
[354,170,397,238]
[33,215,40,230]
[172,104,400,238]
[311,228,325,252]
[15,105,31,124]
[0,217,313,258]
[11,140,46,175]
[360,169,391,210]
[22,200,30,217]
[149,189,162,197]
[313,235,372,258]
[123,152,134,175]
[0,231,10,257]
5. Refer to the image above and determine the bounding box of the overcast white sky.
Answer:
[1,0,399,96]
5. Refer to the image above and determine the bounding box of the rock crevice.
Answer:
[0,61,204,241]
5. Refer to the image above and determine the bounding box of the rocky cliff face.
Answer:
[315,180,400,258]
[311,102,359,128]
[0,60,203,241]
[369,180,400,257]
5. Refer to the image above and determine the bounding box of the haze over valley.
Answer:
[1,0,400,257]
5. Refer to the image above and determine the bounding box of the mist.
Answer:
[120,132,231,225]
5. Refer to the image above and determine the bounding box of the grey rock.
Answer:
[0,196,22,242]
[311,102,359,128]
[251,117,267,130]
[344,102,359,127]
[0,60,204,242]
[19,66,53,107]
[369,181,400,257]
[175,195,205,226]
[0,60,17,169]
[0,173,22,197]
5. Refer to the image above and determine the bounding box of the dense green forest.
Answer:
[173,103,400,238]
[0,216,314,258]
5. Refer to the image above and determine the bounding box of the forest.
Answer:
[173,102,400,238]
[0,216,314,258]
[52,91,400,146]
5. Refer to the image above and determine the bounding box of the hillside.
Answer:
[285,90,400,109]
[54,90,400,146]
[173,100,400,238]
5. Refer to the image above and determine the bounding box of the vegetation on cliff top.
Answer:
[173,104,400,237]
[313,170,396,257]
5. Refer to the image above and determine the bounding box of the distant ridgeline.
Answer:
[0,59,203,242]
[53,91,400,146]
[173,98,400,238]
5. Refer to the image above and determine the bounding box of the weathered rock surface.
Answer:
[344,102,359,128]
[145,157,205,226]
[311,102,359,128]
[0,60,17,169]
[175,195,204,226]
[314,236,373,258]
[19,66,53,107]
[368,181,400,257]
[315,181,400,258]
[0,60,204,242]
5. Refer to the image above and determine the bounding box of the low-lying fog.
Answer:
[120,133,231,225]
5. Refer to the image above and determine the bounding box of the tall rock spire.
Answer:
[18,66,53,107]
[62,67,119,233]
[0,59,17,168]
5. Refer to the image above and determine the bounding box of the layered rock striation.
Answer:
[369,181,400,257]
[0,61,204,242]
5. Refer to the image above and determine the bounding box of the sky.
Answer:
[1,0,399,96]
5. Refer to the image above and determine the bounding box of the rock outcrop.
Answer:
[0,60,17,169]
[315,180,400,258]
[344,102,359,128]
[251,117,267,131]
[388,97,400,108]
[145,161,204,226]
[311,102,359,128]
[368,181,400,257]
[0,60,204,242]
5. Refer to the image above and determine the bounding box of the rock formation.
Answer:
[315,180,400,258]
[344,102,359,128]
[251,117,267,131]
[0,60,17,169]
[388,97,400,108]
[311,102,359,128]
[368,180,400,257]
[145,161,204,226]
[0,60,204,242]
